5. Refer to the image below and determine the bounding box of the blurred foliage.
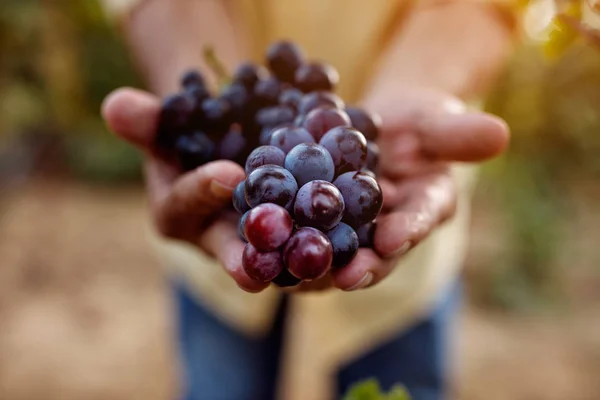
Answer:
[0,0,144,182]
[342,379,411,400]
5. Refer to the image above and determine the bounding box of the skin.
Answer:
[101,0,514,293]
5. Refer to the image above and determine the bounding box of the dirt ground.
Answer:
[0,179,599,400]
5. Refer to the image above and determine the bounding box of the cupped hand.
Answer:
[296,87,509,292]
[101,87,269,293]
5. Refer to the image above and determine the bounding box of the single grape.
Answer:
[233,62,268,90]
[319,126,368,175]
[366,141,380,173]
[245,165,298,210]
[243,244,284,282]
[361,170,376,179]
[174,132,215,171]
[271,268,302,287]
[266,40,304,83]
[346,107,382,141]
[294,181,345,231]
[201,98,232,132]
[244,203,294,251]
[356,221,376,248]
[269,126,315,154]
[156,94,195,149]
[220,83,249,121]
[283,227,333,280]
[279,88,303,110]
[256,106,296,127]
[302,107,351,141]
[333,171,383,228]
[215,126,248,163]
[298,91,345,115]
[326,223,359,269]
[284,143,334,187]
[238,211,250,242]
[254,77,282,106]
[233,180,251,214]
[245,145,286,175]
[181,69,206,89]
[295,62,339,92]
[186,85,210,105]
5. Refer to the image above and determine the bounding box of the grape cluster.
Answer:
[157,40,383,288]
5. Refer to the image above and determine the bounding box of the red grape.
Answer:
[244,203,293,251]
[295,62,339,92]
[243,244,285,282]
[302,107,351,141]
[283,227,333,280]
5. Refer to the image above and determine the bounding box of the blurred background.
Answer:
[0,1,599,399]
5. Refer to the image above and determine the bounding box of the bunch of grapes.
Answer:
[156,40,384,288]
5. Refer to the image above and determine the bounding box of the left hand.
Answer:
[294,86,509,292]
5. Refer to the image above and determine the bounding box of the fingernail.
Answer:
[392,240,413,257]
[210,180,235,199]
[346,272,374,291]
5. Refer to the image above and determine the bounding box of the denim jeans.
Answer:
[174,279,462,400]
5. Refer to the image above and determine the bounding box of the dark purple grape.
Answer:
[244,203,293,251]
[181,69,206,89]
[302,107,351,141]
[233,62,268,89]
[361,170,376,179]
[221,83,249,121]
[284,143,334,187]
[333,171,383,228]
[279,88,303,110]
[293,114,305,127]
[271,268,302,287]
[186,85,210,105]
[266,41,304,83]
[259,126,275,146]
[326,223,359,269]
[356,221,376,248]
[346,107,382,141]
[245,145,286,175]
[283,227,333,280]
[319,127,368,175]
[243,244,284,282]
[201,98,232,132]
[254,77,282,106]
[174,132,215,171]
[245,165,298,210]
[233,180,251,214]
[294,181,345,231]
[366,141,380,173]
[269,126,315,154]
[156,94,195,148]
[295,62,339,92]
[298,91,345,115]
[238,211,250,242]
[215,126,248,163]
[256,106,295,127]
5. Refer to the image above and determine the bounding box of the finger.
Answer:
[153,160,245,240]
[101,87,161,152]
[198,219,269,293]
[331,249,383,291]
[418,111,510,162]
[374,171,456,258]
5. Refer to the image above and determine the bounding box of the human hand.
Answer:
[101,88,270,293]
[293,86,509,292]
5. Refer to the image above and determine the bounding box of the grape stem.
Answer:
[202,45,232,88]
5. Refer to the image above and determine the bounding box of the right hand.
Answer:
[102,87,270,293]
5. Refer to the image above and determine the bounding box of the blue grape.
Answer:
[326,223,359,268]
[284,143,334,187]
